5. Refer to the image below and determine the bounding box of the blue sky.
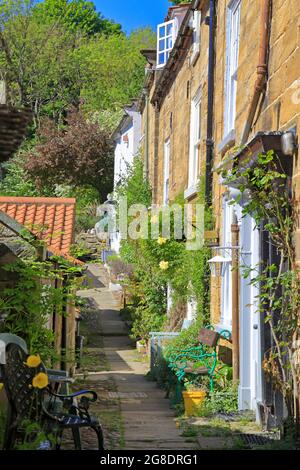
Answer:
[94,0,170,33]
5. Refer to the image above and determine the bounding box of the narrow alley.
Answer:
[76,264,196,451]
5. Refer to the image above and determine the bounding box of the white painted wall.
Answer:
[110,106,141,254]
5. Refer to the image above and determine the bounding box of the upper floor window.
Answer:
[188,89,201,188]
[191,10,201,65]
[224,0,241,136]
[157,19,177,68]
[163,139,170,205]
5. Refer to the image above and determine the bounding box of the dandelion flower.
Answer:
[157,237,167,245]
[32,372,49,389]
[159,261,169,270]
[25,355,42,368]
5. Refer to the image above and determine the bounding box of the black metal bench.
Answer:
[0,339,104,450]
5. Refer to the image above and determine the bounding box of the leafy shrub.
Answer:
[197,384,238,416]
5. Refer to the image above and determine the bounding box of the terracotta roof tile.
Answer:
[0,196,76,257]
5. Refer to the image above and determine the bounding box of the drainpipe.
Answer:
[231,212,240,381]
[144,89,150,181]
[241,0,272,145]
[205,0,216,204]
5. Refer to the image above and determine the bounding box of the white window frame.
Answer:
[190,10,201,65]
[157,19,177,68]
[224,0,241,137]
[220,197,234,329]
[188,89,201,190]
[163,139,170,206]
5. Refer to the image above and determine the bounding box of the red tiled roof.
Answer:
[0,196,76,256]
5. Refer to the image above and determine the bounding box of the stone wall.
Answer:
[141,0,300,327]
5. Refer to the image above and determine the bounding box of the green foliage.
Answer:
[0,257,83,361]
[0,157,45,196]
[197,384,239,416]
[33,0,122,36]
[223,150,300,424]
[0,1,154,123]
[77,28,155,112]
[117,156,152,208]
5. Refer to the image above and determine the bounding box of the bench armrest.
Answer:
[47,389,98,402]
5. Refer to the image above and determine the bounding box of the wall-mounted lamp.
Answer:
[208,254,231,277]
[281,131,297,156]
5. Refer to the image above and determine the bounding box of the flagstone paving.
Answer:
[74,263,197,450]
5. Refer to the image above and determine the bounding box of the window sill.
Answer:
[190,47,200,66]
[184,184,198,200]
[218,129,236,156]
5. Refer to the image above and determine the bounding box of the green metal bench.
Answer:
[167,326,231,392]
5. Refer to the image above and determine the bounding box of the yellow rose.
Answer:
[0,383,3,391]
[32,372,49,389]
[25,355,42,368]
[159,261,169,270]
[157,237,167,245]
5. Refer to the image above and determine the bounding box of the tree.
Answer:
[24,110,114,200]
[76,28,156,112]
[33,0,123,36]
[0,1,154,125]
[0,0,84,123]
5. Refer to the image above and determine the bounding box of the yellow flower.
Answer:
[157,237,167,245]
[0,383,3,391]
[159,261,169,271]
[32,372,49,389]
[25,355,42,368]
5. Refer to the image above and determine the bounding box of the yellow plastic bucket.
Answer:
[182,390,206,416]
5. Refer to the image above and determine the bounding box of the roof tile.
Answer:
[0,196,76,257]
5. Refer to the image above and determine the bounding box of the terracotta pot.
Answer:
[182,390,206,416]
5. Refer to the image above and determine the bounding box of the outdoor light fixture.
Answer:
[208,254,231,277]
[281,131,297,156]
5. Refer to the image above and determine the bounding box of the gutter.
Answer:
[241,0,272,145]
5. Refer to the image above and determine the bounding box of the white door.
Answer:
[239,213,263,418]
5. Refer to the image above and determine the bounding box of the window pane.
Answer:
[159,39,165,52]
[158,53,165,65]
[166,23,173,35]
[166,37,173,49]
[159,25,165,37]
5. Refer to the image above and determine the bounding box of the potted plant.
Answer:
[182,376,208,417]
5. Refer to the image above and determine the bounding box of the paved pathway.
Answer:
[77,264,196,450]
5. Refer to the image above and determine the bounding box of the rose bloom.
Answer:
[32,372,49,389]
[157,237,167,245]
[159,261,169,270]
[25,355,42,368]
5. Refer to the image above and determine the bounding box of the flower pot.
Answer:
[182,390,206,417]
